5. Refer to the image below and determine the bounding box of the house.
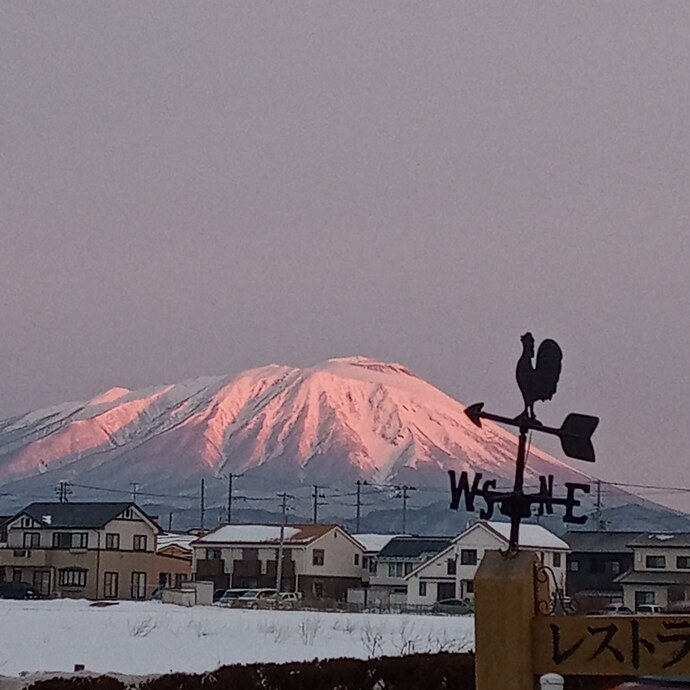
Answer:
[615,532,690,611]
[156,533,195,562]
[192,523,365,602]
[405,521,569,607]
[352,533,401,584]
[368,536,453,595]
[0,502,191,599]
[563,530,641,607]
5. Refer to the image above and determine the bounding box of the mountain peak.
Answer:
[0,357,591,499]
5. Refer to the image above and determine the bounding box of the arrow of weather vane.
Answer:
[449,332,600,552]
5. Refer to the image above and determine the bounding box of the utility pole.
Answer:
[55,480,72,503]
[355,480,365,533]
[167,512,173,531]
[396,484,417,534]
[130,482,139,503]
[311,485,326,524]
[275,493,289,593]
[226,473,243,524]
[595,479,606,530]
[200,478,206,532]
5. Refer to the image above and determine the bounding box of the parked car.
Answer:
[0,581,39,599]
[264,592,302,609]
[215,589,249,606]
[636,604,664,614]
[588,603,634,615]
[213,588,226,602]
[431,598,474,615]
[231,588,278,608]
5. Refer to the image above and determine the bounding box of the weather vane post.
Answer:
[449,332,599,553]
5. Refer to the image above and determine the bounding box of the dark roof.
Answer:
[378,536,452,559]
[16,502,157,530]
[564,531,643,553]
[627,533,690,548]
[615,570,690,586]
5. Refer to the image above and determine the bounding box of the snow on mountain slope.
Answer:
[0,356,592,495]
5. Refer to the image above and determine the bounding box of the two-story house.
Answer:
[405,521,569,607]
[615,533,690,611]
[563,530,641,608]
[192,523,365,602]
[368,536,453,596]
[0,502,190,599]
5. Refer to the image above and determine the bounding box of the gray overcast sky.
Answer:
[1,3,689,506]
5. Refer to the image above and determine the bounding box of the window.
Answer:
[568,559,580,572]
[419,581,427,597]
[105,533,120,550]
[404,562,413,576]
[465,579,474,594]
[552,552,562,568]
[52,532,87,549]
[609,560,621,575]
[460,549,477,566]
[103,572,119,598]
[205,548,221,560]
[243,548,258,560]
[369,559,377,574]
[59,568,87,588]
[133,534,148,552]
[388,562,405,578]
[447,559,457,575]
[72,533,88,549]
[22,517,31,528]
[12,568,22,582]
[313,582,324,598]
[53,532,72,549]
[635,591,655,606]
[354,553,360,566]
[312,549,325,566]
[646,555,666,569]
[175,573,186,588]
[23,532,40,549]
[131,571,147,599]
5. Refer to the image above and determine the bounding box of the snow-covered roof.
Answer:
[193,524,339,546]
[353,534,402,553]
[484,522,570,551]
[156,533,196,552]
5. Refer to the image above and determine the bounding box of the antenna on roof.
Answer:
[55,480,72,503]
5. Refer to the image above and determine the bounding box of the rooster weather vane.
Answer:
[449,333,599,552]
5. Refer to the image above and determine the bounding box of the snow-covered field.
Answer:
[0,599,474,677]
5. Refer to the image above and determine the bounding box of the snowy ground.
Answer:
[0,599,474,677]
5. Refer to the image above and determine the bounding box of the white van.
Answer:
[636,604,664,614]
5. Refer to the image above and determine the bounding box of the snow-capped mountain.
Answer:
[0,356,592,500]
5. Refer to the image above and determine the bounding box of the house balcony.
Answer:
[195,558,226,579]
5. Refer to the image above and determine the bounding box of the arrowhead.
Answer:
[464,402,485,428]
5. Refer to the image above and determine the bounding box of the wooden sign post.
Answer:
[475,548,690,688]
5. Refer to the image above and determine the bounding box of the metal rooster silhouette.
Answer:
[515,332,563,421]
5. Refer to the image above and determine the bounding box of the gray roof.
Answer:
[377,536,452,560]
[16,502,158,530]
[615,570,690,586]
[564,530,643,553]
[627,533,690,548]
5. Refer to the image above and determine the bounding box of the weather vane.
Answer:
[449,332,599,552]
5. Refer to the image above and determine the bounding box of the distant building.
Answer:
[0,502,191,599]
[406,521,569,607]
[616,532,690,611]
[563,530,641,606]
[352,533,401,585]
[369,536,453,595]
[192,523,365,602]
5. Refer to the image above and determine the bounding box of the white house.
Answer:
[405,521,570,607]
[352,533,400,584]
[616,533,690,611]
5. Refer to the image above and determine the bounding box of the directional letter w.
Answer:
[449,471,483,511]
